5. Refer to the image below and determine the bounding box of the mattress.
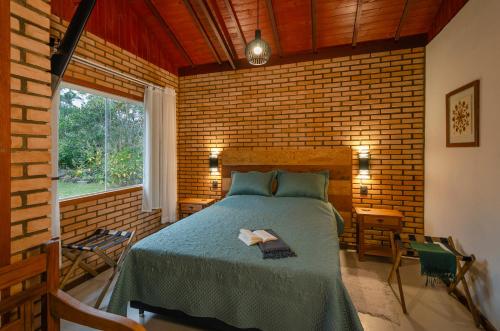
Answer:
[108,195,362,331]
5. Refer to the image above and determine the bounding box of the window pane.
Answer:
[58,88,105,199]
[106,98,144,190]
[58,86,144,200]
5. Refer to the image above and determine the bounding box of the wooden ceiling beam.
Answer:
[265,0,282,57]
[144,0,193,66]
[352,0,363,47]
[182,0,222,64]
[395,0,411,41]
[223,0,246,47]
[179,34,427,76]
[199,0,236,69]
[311,0,317,53]
[206,0,237,60]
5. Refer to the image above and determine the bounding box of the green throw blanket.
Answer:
[410,241,456,285]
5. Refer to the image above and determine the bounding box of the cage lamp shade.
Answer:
[245,29,271,66]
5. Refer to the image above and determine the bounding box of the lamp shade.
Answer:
[209,155,219,171]
[245,29,271,66]
[359,157,370,172]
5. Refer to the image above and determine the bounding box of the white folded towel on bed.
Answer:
[238,229,278,246]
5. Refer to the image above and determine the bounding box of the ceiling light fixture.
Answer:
[245,0,271,65]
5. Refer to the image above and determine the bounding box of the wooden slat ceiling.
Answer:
[51,0,468,76]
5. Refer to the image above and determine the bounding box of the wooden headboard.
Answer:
[220,148,352,227]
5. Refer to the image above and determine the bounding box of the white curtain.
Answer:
[51,88,61,238]
[142,86,177,223]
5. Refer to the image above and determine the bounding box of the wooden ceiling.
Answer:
[51,0,468,76]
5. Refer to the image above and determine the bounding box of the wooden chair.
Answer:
[388,233,480,327]
[0,239,145,331]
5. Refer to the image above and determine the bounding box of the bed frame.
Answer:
[131,301,258,331]
[220,148,353,227]
[132,148,353,329]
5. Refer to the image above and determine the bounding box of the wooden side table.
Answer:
[355,207,403,261]
[178,198,215,219]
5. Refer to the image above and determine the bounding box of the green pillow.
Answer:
[275,170,329,201]
[227,171,276,197]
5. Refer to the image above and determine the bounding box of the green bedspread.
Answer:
[108,195,363,331]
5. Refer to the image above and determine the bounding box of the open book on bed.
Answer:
[238,229,277,246]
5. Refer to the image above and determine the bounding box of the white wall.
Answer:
[426,0,500,327]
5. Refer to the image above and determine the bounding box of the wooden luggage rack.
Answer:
[388,233,480,327]
[60,229,135,309]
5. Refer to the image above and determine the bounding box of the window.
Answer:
[58,85,144,199]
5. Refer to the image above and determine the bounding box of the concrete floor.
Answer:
[62,250,480,331]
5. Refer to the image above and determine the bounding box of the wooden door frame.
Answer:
[0,0,11,267]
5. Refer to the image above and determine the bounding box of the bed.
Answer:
[107,148,363,331]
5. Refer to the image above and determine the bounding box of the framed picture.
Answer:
[446,80,480,147]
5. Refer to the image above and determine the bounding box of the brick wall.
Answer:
[50,16,178,101]
[8,0,176,281]
[178,48,425,247]
[10,0,52,263]
[8,3,423,282]
[50,17,178,284]
[59,187,162,284]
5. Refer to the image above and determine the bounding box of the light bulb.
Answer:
[253,45,263,55]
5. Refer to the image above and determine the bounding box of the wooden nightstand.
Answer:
[178,198,215,219]
[355,207,403,261]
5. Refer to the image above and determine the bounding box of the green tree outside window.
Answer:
[58,87,144,199]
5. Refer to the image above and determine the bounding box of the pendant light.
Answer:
[245,0,271,65]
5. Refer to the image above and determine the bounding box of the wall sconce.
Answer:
[209,154,219,172]
[358,147,370,195]
[209,154,219,189]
